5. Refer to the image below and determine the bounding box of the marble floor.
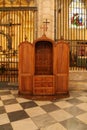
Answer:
[0,87,87,130]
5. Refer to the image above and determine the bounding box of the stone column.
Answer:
[37,0,54,40]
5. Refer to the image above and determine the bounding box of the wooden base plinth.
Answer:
[18,91,69,101]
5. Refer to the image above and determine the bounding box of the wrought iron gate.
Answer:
[0,7,37,83]
[55,0,87,71]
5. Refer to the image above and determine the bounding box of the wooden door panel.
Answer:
[33,75,55,95]
[35,41,53,75]
[19,75,33,94]
[56,75,68,93]
[19,42,33,74]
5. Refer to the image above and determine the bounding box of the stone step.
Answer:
[69,81,87,91]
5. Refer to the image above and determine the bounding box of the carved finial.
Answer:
[40,24,47,35]
[60,36,64,40]
[25,35,27,41]
[43,19,50,31]
[40,19,50,35]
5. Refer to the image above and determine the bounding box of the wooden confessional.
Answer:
[18,35,69,100]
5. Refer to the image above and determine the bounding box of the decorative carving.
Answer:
[40,19,50,35]
[43,19,50,31]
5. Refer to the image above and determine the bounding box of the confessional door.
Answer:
[33,41,55,95]
[54,41,69,94]
[35,41,53,75]
[19,41,34,94]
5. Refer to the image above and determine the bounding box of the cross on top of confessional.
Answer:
[43,19,50,31]
[40,19,50,35]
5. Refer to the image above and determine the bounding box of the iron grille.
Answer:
[0,6,37,83]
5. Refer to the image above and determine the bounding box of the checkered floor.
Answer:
[0,88,87,130]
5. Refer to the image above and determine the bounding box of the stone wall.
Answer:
[69,71,87,91]
[37,0,54,39]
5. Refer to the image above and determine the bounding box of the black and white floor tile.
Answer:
[0,88,87,130]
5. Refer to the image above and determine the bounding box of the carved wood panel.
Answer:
[33,76,55,95]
